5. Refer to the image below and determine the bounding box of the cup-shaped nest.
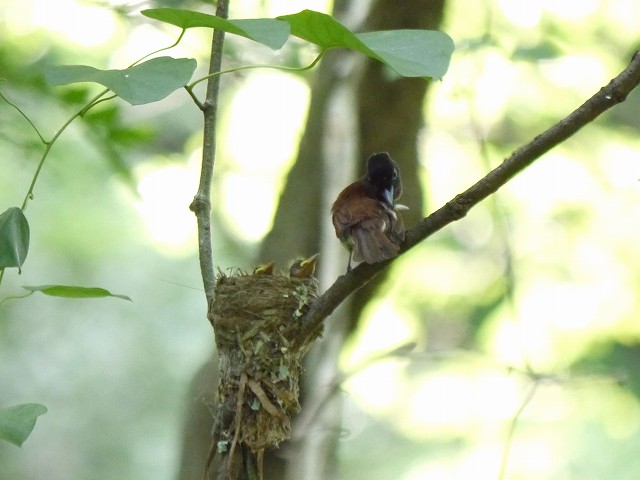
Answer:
[210,269,321,451]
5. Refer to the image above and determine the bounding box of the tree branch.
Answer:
[300,50,640,339]
[190,0,230,308]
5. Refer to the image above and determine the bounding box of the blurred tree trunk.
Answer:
[284,2,447,478]
[175,1,446,479]
[351,0,447,327]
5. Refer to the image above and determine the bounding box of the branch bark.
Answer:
[300,50,640,340]
[189,0,230,308]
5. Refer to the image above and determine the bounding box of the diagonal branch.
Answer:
[300,50,640,339]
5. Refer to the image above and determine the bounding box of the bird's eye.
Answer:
[392,170,398,179]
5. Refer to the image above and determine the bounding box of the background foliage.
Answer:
[1,0,640,479]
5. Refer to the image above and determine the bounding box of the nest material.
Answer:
[210,269,321,452]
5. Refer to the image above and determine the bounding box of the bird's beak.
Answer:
[253,260,275,275]
[296,253,319,278]
[382,186,394,206]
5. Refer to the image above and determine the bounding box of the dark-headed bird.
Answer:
[331,152,406,272]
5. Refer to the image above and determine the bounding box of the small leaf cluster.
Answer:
[45,9,454,107]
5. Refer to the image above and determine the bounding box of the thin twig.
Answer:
[300,50,640,340]
[497,380,539,480]
[228,372,248,470]
[189,0,230,308]
[291,342,417,441]
[246,378,286,421]
[465,93,533,372]
[203,433,220,480]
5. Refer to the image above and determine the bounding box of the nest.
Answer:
[210,268,321,453]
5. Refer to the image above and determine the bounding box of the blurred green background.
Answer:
[1,0,640,479]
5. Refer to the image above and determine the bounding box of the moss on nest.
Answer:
[210,268,321,452]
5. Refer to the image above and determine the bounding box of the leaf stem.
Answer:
[184,85,205,110]
[0,89,47,144]
[0,291,34,308]
[20,88,110,211]
[13,27,190,213]
[187,49,326,90]
[14,27,189,212]
[129,29,186,67]
[1,31,191,287]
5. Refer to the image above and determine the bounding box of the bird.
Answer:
[253,261,276,275]
[289,253,319,280]
[331,152,406,273]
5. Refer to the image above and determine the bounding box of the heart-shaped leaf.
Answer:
[45,57,197,105]
[0,207,30,270]
[279,10,454,79]
[0,403,47,447]
[142,8,290,50]
[23,285,132,301]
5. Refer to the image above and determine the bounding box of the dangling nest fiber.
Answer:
[210,268,321,453]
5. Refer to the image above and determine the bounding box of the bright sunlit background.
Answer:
[1,0,640,479]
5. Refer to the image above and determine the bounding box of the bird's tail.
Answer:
[352,228,400,264]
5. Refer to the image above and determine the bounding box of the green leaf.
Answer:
[23,285,132,302]
[356,30,454,79]
[278,9,373,51]
[0,207,30,270]
[279,9,454,79]
[0,403,47,447]
[45,57,197,105]
[142,8,290,50]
